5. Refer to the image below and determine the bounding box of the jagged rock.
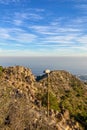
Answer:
[0,66,86,130]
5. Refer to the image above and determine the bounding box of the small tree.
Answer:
[42,92,60,111]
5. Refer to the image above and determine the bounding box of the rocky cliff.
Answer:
[0,66,87,130]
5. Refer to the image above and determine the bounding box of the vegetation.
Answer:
[75,112,87,129]
[39,70,87,129]
[0,66,87,129]
[0,66,3,75]
[41,91,60,111]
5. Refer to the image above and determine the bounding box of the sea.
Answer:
[0,56,87,76]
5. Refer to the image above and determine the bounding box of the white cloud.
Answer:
[28,13,43,20]
[30,24,81,35]
[43,36,74,45]
[14,12,28,20]
[1,44,87,56]
[29,24,82,46]
[77,35,87,44]
[12,33,37,43]
[75,4,87,11]
[0,9,44,28]
[0,28,10,39]
[0,42,24,48]
[0,27,37,43]
[33,8,45,12]
[13,19,23,26]
[0,18,86,53]
[0,2,87,56]
[62,0,87,2]
[0,0,21,4]
[14,12,43,22]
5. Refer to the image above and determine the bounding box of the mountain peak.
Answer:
[0,66,86,130]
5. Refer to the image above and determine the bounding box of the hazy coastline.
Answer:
[0,56,87,76]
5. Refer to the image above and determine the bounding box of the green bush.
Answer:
[0,66,3,75]
[75,112,87,129]
[41,92,60,111]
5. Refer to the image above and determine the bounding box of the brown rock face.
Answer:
[0,66,86,130]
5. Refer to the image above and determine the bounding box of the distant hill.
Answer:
[77,74,87,82]
[0,66,87,130]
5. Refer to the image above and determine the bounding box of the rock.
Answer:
[62,109,70,120]
[0,66,86,130]
[55,113,63,122]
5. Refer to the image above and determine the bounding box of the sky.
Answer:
[0,0,87,56]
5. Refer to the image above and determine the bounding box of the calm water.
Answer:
[0,56,87,76]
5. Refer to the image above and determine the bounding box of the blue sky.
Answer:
[0,0,87,56]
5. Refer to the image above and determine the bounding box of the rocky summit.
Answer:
[0,66,87,130]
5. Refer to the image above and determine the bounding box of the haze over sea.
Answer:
[0,57,87,76]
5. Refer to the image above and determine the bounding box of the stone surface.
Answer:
[0,66,86,130]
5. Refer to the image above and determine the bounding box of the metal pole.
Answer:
[43,69,50,122]
[47,73,49,118]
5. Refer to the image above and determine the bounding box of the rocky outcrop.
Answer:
[0,66,86,130]
[36,70,87,130]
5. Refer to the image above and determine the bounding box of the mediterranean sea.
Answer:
[0,56,87,76]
